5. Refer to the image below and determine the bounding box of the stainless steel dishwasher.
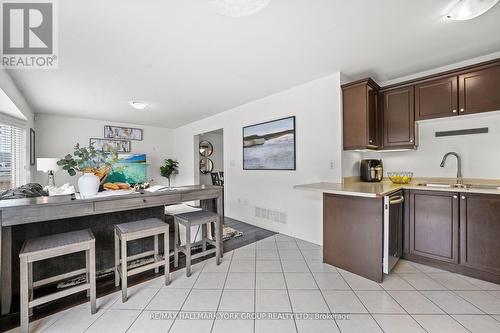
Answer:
[383,191,404,274]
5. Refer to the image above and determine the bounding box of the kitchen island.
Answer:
[295,178,500,284]
[0,185,223,315]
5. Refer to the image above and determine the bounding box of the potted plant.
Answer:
[160,159,179,188]
[57,144,118,197]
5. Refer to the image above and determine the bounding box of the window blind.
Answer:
[0,122,26,191]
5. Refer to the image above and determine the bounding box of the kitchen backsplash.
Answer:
[343,110,500,180]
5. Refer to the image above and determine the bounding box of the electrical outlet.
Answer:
[330,160,335,170]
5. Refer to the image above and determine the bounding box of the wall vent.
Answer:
[255,206,287,224]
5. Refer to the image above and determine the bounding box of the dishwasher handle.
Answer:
[389,195,404,205]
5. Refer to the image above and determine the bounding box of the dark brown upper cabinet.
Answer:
[382,86,415,149]
[409,190,459,264]
[460,193,500,275]
[415,76,458,120]
[459,64,500,116]
[342,79,380,150]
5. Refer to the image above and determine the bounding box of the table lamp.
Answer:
[37,158,61,187]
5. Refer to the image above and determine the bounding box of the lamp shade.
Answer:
[37,158,61,172]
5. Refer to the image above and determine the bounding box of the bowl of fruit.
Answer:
[387,172,413,184]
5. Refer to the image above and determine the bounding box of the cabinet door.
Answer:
[409,190,459,263]
[367,85,379,148]
[342,80,379,150]
[459,65,500,115]
[460,193,500,274]
[382,86,415,149]
[415,76,458,120]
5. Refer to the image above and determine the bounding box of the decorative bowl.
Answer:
[387,172,413,184]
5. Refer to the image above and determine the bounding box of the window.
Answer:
[0,122,26,191]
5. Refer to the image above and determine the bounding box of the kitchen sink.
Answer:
[417,183,500,190]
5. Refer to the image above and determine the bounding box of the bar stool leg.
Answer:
[154,235,159,274]
[85,250,90,297]
[20,256,29,333]
[28,262,33,317]
[215,218,221,266]
[202,224,207,252]
[121,238,128,302]
[89,245,97,314]
[174,219,179,268]
[114,230,120,287]
[185,224,191,277]
[164,231,170,286]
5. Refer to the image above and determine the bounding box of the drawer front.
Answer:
[94,194,181,213]
[1,203,94,225]
[181,189,221,202]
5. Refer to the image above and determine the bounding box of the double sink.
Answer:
[417,182,500,190]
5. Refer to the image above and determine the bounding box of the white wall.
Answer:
[345,111,500,179]
[34,114,174,187]
[0,69,36,183]
[198,131,223,185]
[173,73,343,244]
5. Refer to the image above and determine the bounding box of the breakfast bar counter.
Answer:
[0,185,223,315]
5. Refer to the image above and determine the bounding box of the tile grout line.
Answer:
[275,235,299,333]
[167,259,206,333]
[293,237,343,333]
[209,247,234,333]
[386,261,473,333]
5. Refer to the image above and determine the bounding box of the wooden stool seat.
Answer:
[19,229,96,333]
[114,218,170,303]
[174,210,221,277]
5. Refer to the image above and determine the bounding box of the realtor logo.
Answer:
[1,1,58,68]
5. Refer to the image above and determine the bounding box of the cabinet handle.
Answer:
[460,108,465,113]
[453,195,458,199]
[369,139,373,143]
[452,109,457,113]
[143,199,147,203]
[461,195,466,200]
[410,139,414,143]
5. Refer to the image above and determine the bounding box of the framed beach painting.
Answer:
[243,116,296,170]
[90,138,131,153]
[104,125,143,141]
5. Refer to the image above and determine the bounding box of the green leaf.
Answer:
[68,169,76,176]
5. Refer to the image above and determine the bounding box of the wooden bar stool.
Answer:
[19,229,96,333]
[114,218,170,303]
[174,210,221,277]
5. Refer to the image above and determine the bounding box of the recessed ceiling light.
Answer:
[209,0,271,17]
[445,0,499,20]
[128,100,148,110]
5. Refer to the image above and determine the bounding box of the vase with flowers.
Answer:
[57,144,118,197]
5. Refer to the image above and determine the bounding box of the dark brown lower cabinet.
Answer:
[409,190,459,264]
[405,190,500,284]
[323,193,383,282]
[460,193,500,275]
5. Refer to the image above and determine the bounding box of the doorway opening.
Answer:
[194,129,224,187]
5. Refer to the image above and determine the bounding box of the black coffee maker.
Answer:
[360,159,383,182]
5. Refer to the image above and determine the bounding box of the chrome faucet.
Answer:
[440,152,463,185]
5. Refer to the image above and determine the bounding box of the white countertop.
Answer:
[294,179,500,198]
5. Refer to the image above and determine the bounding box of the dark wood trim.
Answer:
[381,58,500,91]
[341,77,380,90]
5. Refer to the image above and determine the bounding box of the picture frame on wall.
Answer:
[30,128,35,165]
[104,125,143,141]
[243,116,296,170]
[90,138,131,153]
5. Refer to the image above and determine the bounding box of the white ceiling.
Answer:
[7,0,500,128]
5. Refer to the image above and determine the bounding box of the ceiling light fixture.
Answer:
[128,100,148,110]
[445,0,499,20]
[209,0,271,17]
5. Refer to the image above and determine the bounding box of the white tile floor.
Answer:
[8,234,500,333]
